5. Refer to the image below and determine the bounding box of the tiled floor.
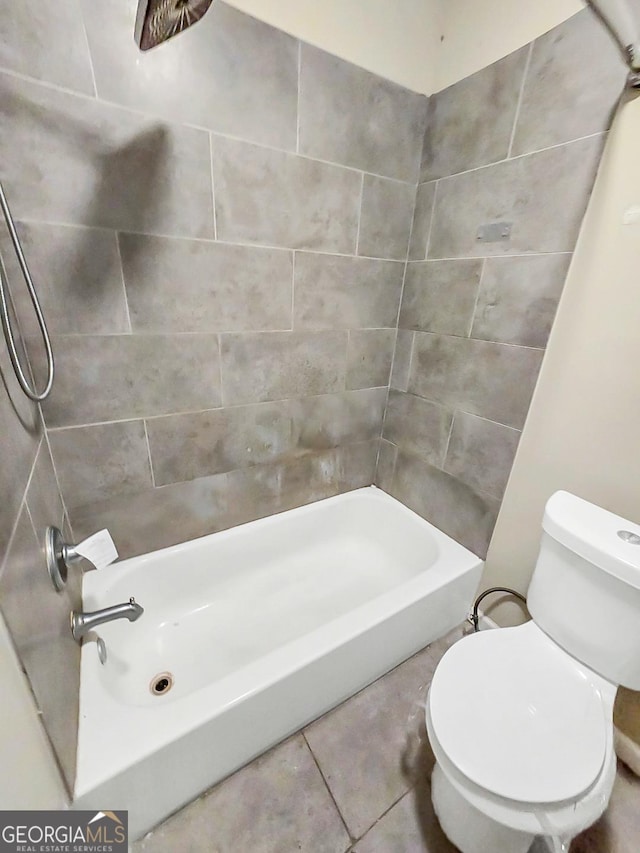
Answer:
[134,624,640,853]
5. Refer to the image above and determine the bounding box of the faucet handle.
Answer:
[46,526,119,592]
[46,526,75,591]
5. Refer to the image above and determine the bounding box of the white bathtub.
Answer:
[73,487,482,839]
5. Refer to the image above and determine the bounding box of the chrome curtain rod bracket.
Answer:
[0,181,54,402]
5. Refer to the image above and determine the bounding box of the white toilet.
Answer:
[426,491,640,853]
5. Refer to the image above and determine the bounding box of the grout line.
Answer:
[424,180,439,260]
[216,334,225,407]
[44,387,389,433]
[354,172,365,256]
[403,329,544,352]
[344,331,350,391]
[142,420,156,488]
[296,41,302,154]
[467,257,486,338]
[0,66,417,187]
[382,176,418,448]
[39,326,397,340]
[114,233,133,333]
[507,41,534,159]
[351,787,413,845]
[302,732,354,843]
[436,129,607,184]
[442,410,457,467]
[12,213,575,265]
[209,134,218,241]
[77,3,99,99]
[10,217,412,263]
[24,500,41,548]
[290,251,296,329]
[402,330,417,391]
[0,436,43,578]
[43,426,73,539]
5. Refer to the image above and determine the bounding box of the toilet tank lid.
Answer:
[543,491,640,590]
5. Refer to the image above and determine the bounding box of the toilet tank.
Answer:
[527,491,640,690]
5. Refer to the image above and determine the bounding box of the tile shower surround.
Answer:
[0,0,626,808]
[378,9,626,557]
[0,0,424,791]
[0,0,427,569]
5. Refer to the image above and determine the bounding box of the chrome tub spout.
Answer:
[71,597,143,642]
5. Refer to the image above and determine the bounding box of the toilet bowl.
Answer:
[426,491,640,853]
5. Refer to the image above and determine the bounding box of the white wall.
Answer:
[225,0,443,94]
[225,0,586,95]
[436,0,584,90]
[0,615,67,808]
[485,90,640,596]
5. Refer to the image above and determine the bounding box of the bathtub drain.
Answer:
[150,672,174,696]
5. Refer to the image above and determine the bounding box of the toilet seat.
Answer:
[429,622,608,803]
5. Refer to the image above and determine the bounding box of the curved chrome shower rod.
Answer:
[0,181,54,402]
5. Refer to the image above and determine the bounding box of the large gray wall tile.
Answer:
[80,0,298,151]
[0,338,41,560]
[0,504,80,791]
[409,333,543,429]
[41,334,221,427]
[408,181,437,261]
[49,421,153,511]
[429,134,605,258]
[443,411,520,500]
[224,443,378,531]
[1,222,129,336]
[400,259,483,335]
[73,443,377,560]
[511,10,626,156]
[120,234,292,333]
[390,450,500,558]
[299,44,427,182]
[347,329,395,390]
[358,176,415,260]
[147,389,386,486]
[0,73,214,238]
[72,473,229,560]
[213,136,361,252]
[471,254,570,347]
[383,390,452,467]
[0,0,94,94]
[221,331,347,405]
[421,48,528,181]
[293,253,404,330]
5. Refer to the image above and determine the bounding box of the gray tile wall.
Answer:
[0,333,79,791]
[0,0,426,569]
[378,9,626,558]
[0,0,427,793]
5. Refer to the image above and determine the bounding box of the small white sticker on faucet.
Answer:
[75,529,119,570]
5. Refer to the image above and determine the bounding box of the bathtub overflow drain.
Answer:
[150,672,174,696]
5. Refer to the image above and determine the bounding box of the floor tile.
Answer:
[134,735,350,853]
[304,629,466,839]
[352,785,458,853]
